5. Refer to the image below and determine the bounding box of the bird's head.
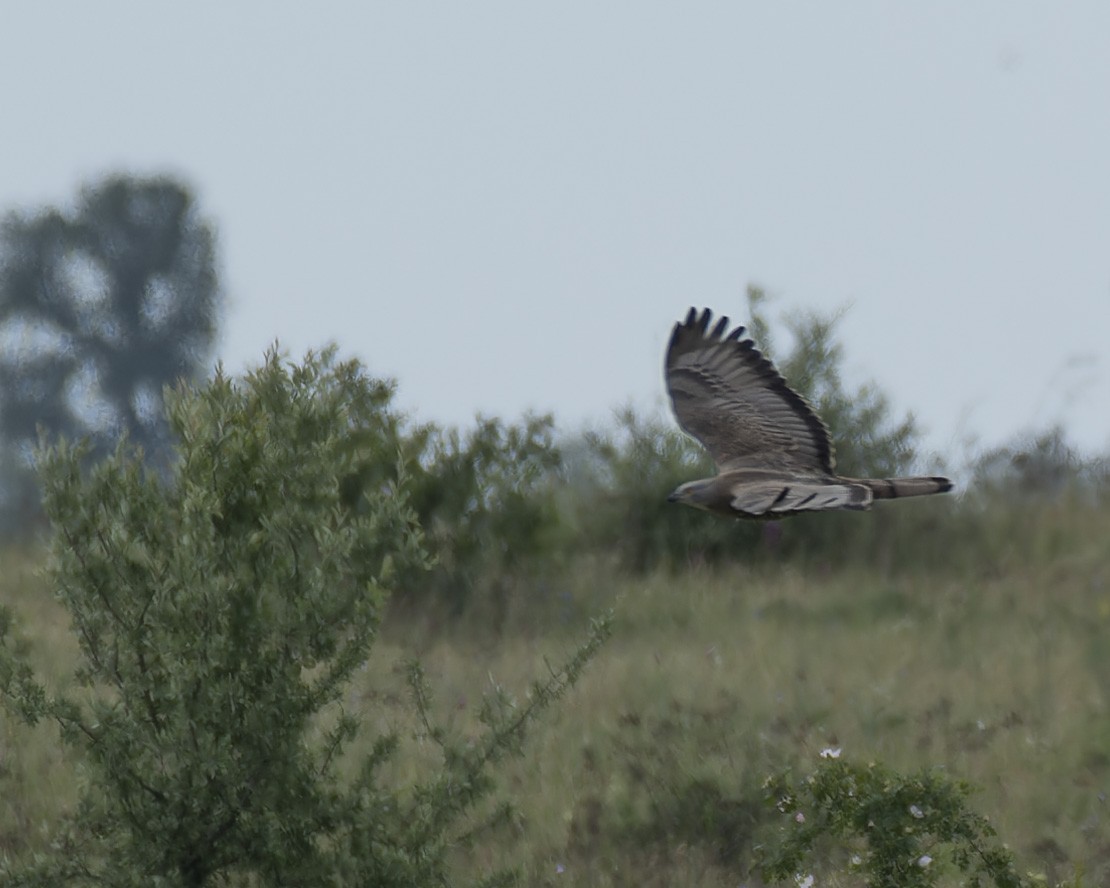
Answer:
[667,478,716,511]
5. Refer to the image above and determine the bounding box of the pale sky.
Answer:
[3,4,1108,462]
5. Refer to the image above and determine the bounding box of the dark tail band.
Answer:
[860,476,953,499]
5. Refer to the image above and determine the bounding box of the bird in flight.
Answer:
[665,308,952,518]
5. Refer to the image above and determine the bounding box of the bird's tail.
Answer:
[855,476,953,499]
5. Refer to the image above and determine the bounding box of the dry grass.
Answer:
[0,547,82,857]
[3,497,1109,885]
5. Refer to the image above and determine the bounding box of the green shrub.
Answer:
[761,753,1030,888]
[968,426,1106,506]
[403,413,563,618]
[0,347,609,887]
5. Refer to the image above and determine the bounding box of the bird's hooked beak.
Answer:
[666,489,681,503]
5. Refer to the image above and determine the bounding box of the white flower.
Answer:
[819,747,842,759]
[794,875,815,888]
[794,811,806,823]
[918,854,933,867]
[909,804,924,819]
[850,854,863,867]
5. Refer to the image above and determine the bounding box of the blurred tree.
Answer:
[970,426,1080,502]
[0,174,221,528]
[567,407,758,572]
[775,307,917,482]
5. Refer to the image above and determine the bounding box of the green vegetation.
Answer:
[0,295,1107,886]
[764,757,1026,887]
[4,489,1108,885]
[0,349,609,886]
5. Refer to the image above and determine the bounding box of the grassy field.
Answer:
[2,494,1109,886]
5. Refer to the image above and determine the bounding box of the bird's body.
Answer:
[665,308,952,518]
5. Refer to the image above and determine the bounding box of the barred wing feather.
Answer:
[665,308,834,474]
